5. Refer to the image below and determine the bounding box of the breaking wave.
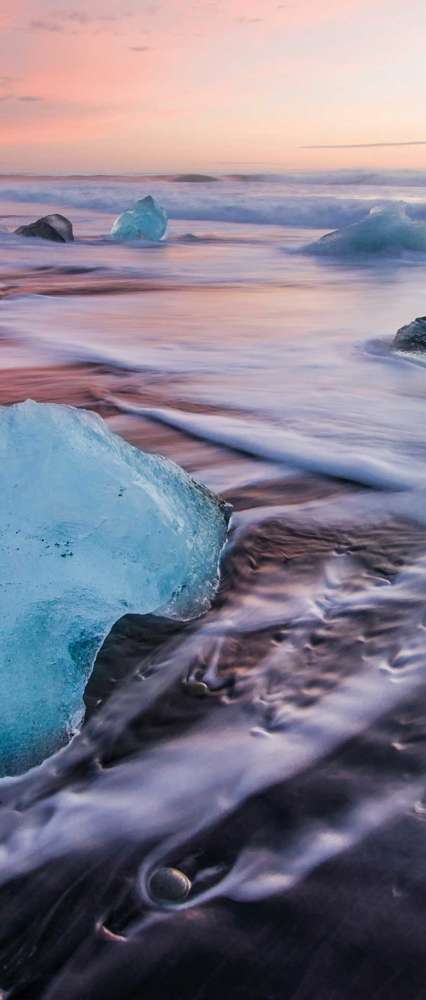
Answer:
[2,171,426,231]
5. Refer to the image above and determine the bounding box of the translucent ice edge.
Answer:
[305,204,426,257]
[110,195,168,242]
[0,401,229,777]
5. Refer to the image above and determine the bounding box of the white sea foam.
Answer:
[2,172,426,231]
[107,398,426,494]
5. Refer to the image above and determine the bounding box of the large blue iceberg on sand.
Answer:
[0,402,228,776]
[111,195,168,242]
[305,204,426,257]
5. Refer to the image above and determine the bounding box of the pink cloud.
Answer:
[0,0,425,172]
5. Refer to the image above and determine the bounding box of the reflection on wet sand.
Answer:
[1,186,426,999]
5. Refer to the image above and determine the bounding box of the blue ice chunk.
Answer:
[306,204,426,257]
[111,195,168,242]
[0,402,228,776]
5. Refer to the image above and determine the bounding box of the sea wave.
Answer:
[2,175,426,230]
[106,398,426,495]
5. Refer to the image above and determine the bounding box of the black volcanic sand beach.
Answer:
[1,179,426,999]
[0,357,424,999]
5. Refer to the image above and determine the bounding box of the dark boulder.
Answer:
[43,214,74,242]
[15,214,74,243]
[393,316,426,353]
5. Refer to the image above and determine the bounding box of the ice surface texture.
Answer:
[110,196,168,242]
[306,204,426,257]
[0,402,228,776]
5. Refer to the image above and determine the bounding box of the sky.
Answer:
[1,0,426,173]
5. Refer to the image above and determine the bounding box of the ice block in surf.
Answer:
[0,401,228,776]
[111,195,167,242]
[306,204,426,256]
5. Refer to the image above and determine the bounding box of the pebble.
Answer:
[149,866,192,904]
[183,678,209,698]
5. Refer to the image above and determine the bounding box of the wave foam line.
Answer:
[2,181,426,230]
[107,397,423,493]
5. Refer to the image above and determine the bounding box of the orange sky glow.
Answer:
[1,0,426,173]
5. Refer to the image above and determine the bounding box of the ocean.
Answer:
[0,170,426,999]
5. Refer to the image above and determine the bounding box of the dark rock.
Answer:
[173,173,218,183]
[15,214,74,243]
[394,316,426,353]
[149,867,192,904]
[43,214,74,242]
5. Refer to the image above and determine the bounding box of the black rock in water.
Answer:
[43,213,74,242]
[394,316,426,353]
[15,213,74,243]
[173,173,218,183]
